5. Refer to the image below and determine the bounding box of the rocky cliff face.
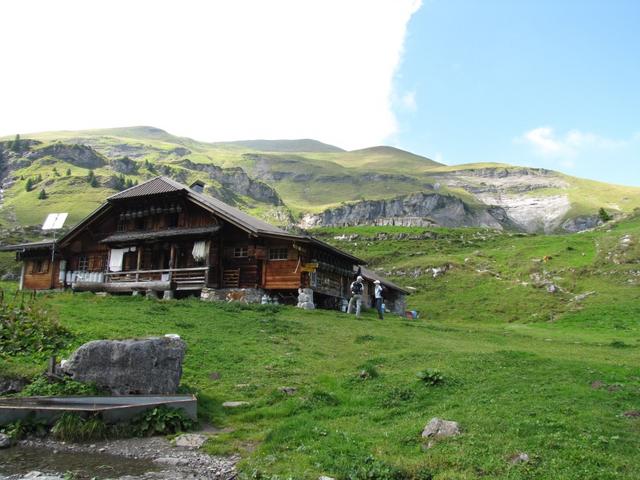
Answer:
[430,167,580,233]
[28,143,107,169]
[178,159,283,206]
[299,167,602,233]
[300,193,517,230]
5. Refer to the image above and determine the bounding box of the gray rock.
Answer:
[222,401,249,408]
[299,192,517,230]
[174,433,209,448]
[0,375,28,395]
[279,386,297,396]
[509,452,530,464]
[421,418,461,439]
[0,433,11,448]
[153,456,191,466]
[22,472,65,480]
[61,336,186,395]
[0,272,17,281]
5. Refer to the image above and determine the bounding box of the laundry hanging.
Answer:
[192,240,207,262]
[108,247,136,272]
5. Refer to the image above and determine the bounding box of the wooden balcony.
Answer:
[72,267,209,292]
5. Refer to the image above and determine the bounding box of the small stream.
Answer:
[0,446,160,479]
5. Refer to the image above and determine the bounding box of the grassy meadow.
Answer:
[1,214,639,479]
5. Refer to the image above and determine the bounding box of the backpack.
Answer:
[351,281,363,295]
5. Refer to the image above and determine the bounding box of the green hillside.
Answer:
[2,213,639,479]
[1,127,639,236]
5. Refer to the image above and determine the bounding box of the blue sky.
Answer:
[2,1,637,187]
[392,0,640,186]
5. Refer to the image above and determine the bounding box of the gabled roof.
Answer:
[107,176,289,237]
[55,176,365,265]
[108,176,183,200]
[359,266,410,295]
[0,240,54,252]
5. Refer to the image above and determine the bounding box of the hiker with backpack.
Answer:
[347,275,365,318]
[374,279,384,320]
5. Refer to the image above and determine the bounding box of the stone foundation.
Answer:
[201,287,265,304]
[297,288,315,309]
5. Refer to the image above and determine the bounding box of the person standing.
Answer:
[348,275,364,318]
[374,280,384,319]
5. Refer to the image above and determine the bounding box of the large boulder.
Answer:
[61,336,186,395]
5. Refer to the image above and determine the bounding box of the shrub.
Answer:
[0,291,72,357]
[0,415,48,440]
[51,413,108,442]
[357,362,379,380]
[382,386,415,408]
[130,405,195,437]
[599,208,612,223]
[416,368,445,386]
[21,376,103,397]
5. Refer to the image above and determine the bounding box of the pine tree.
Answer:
[66,168,71,176]
[10,134,21,153]
[598,207,612,223]
[52,166,60,176]
[25,178,34,192]
[38,189,47,200]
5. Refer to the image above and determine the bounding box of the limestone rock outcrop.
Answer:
[61,336,186,395]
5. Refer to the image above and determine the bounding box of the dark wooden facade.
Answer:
[4,177,363,304]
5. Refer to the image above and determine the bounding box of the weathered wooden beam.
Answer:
[73,281,173,292]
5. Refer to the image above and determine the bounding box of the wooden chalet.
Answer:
[2,176,366,307]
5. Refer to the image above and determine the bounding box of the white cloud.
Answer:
[519,126,630,164]
[399,90,417,111]
[0,0,422,150]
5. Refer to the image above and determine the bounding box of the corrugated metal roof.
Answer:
[100,225,220,243]
[108,176,183,200]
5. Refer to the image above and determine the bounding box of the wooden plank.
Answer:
[73,281,173,292]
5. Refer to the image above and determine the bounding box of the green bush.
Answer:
[0,291,72,357]
[20,376,103,397]
[0,415,48,440]
[416,368,445,386]
[130,405,195,437]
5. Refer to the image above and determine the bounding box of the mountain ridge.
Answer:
[1,126,639,236]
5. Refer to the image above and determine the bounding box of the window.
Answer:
[135,217,146,231]
[233,247,248,258]
[77,256,89,272]
[31,259,49,274]
[117,219,126,232]
[269,247,288,260]
[167,213,179,228]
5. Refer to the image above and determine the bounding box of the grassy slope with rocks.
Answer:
[1,212,639,479]
[1,127,639,231]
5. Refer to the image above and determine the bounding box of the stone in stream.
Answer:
[174,433,209,449]
[61,336,186,395]
[0,433,11,448]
